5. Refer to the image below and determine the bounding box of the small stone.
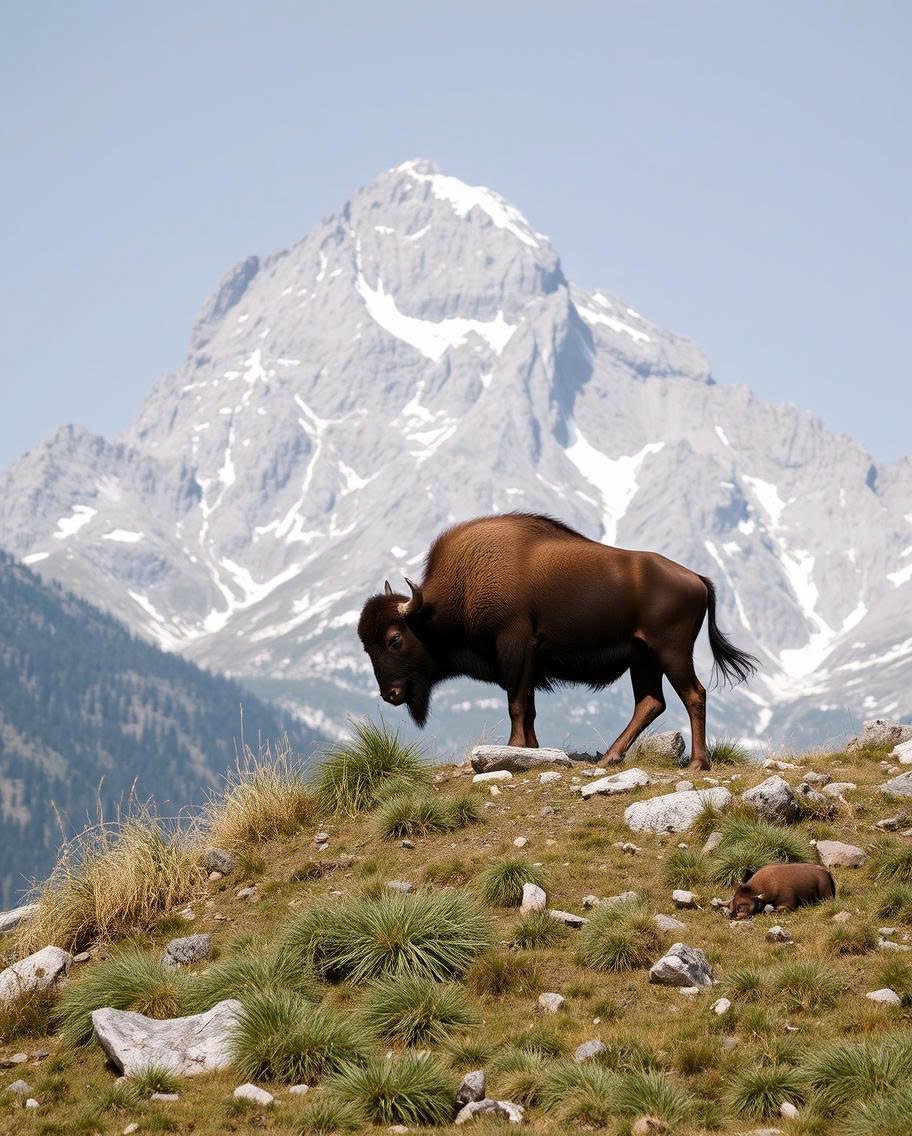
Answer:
[150,1092,180,1102]
[581,767,650,799]
[780,1102,800,1120]
[678,986,703,996]
[675,780,694,792]
[289,1084,310,1095]
[764,759,798,771]
[548,909,588,928]
[24,1098,39,1109]
[73,951,91,963]
[513,837,528,848]
[204,848,236,875]
[314,832,330,845]
[816,839,867,868]
[672,890,697,908]
[400,839,415,849]
[825,781,857,797]
[235,886,258,899]
[764,904,776,915]
[878,938,911,952]
[721,1035,739,1051]
[655,914,686,932]
[582,895,600,909]
[233,1083,274,1106]
[635,729,686,765]
[802,771,831,786]
[766,925,793,943]
[388,1127,410,1134]
[471,745,570,773]
[0,946,72,1006]
[521,883,547,913]
[710,897,728,910]
[386,880,414,894]
[455,1070,486,1107]
[875,815,905,831]
[539,805,556,817]
[539,771,562,785]
[616,842,643,854]
[6,1080,32,1095]
[162,932,212,968]
[208,871,223,882]
[575,1039,607,1063]
[866,988,902,1005]
[123,1125,140,1135]
[6,1053,27,1066]
[178,907,195,921]
[538,992,565,1013]
[741,776,798,823]
[712,997,731,1015]
[473,770,513,783]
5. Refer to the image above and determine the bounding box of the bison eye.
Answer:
[388,633,402,650]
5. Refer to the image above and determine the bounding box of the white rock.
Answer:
[123,1125,140,1135]
[0,946,72,1006]
[513,837,528,848]
[235,886,258,899]
[893,739,912,765]
[866,988,901,1005]
[649,943,714,987]
[233,1083,274,1106]
[6,1080,32,1095]
[574,1039,607,1062]
[702,831,723,854]
[520,883,547,913]
[780,1102,799,1120]
[852,719,912,749]
[456,1070,486,1107]
[539,771,562,785]
[672,890,697,909]
[878,938,911,952]
[150,1092,179,1101]
[741,776,798,823]
[473,770,513,784]
[766,926,793,943]
[25,1098,39,1109]
[91,999,242,1076]
[816,840,867,868]
[455,1099,524,1124]
[624,788,732,833]
[288,1084,310,1096]
[548,909,588,928]
[538,992,565,1013]
[675,780,694,792]
[823,781,857,797]
[764,759,798,771]
[712,997,731,1015]
[880,772,912,799]
[162,933,212,967]
[654,914,686,932]
[471,745,569,773]
[634,730,686,764]
[0,904,39,936]
[580,767,650,800]
[386,880,414,893]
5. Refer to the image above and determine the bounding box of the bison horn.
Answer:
[384,580,393,596]
[399,577,423,618]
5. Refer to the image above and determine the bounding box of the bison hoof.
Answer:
[688,758,711,772]
[599,753,626,767]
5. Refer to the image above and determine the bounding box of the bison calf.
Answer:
[729,862,836,920]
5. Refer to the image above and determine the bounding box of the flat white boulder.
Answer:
[0,946,72,1006]
[580,767,649,800]
[471,746,569,773]
[866,988,901,1005]
[816,840,866,868]
[233,1083,274,1105]
[893,739,912,765]
[455,1098,524,1124]
[624,788,732,834]
[472,770,513,784]
[91,999,242,1076]
[0,904,39,936]
[881,772,912,799]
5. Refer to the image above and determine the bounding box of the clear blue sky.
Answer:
[1,1,909,472]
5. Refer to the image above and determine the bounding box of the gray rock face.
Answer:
[850,719,912,749]
[204,849,236,875]
[0,946,72,1006]
[4,160,911,755]
[455,1099,524,1125]
[636,731,686,765]
[580,767,649,799]
[654,914,686,932]
[702,831,723,854]
[893,739,912,765]
[574,1040,607,1063]
[881,772,912,799]
[520,883,547,913]
[649,943,714,988]
[538,992,565,1013]
[470,746,569,773]
[455,1070,486,1107]
[91,999,242,1075]
[815,840,866,868]
[741,776,798,823]
[161,933,212,967]
[624,788,732,833]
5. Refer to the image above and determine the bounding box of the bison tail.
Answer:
[699,575,759,688]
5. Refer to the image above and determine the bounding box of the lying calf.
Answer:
[729,862,836,920]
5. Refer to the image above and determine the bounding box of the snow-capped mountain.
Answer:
[3,159,911,752]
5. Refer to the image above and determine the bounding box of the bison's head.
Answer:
[729,885,762,921]
[357,579,436,727]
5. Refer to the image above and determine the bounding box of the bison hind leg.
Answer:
[600,653,665,767]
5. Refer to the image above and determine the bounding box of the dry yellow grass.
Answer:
[205,736,318,849]
[15,806,205,954]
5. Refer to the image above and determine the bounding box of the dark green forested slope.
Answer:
[0,553,325,905]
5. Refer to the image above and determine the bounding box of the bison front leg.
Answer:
[498,628,537,748]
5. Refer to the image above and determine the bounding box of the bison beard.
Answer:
[357,513,757,770]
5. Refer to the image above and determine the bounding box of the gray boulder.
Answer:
[471,746,570,773]
[580,767,649,799]
[702,831,723,854]
[849,719,912,750]
[654,914,686,932]
[538,992,565,1013]
[649,943,714,988]
[624,788,732,834]
[741,776,798,823]
[91,999,242,1075]
[881,772,912,799]
[823,781,856,798]
[548,909,588,928]
[815,840,866,868]
[893,739,912,765]
[455,1070,486,1107]
[0,904,39,936]
[520,883,546,913]
[634,731,685,765]
[866,988,902,1005]
[574,1039,607,1063]
[162,933,213,967]
[0,946,72,1006]
[204,849,236,875]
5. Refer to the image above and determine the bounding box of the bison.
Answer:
[357,513,756,770]
[728,862,836,919]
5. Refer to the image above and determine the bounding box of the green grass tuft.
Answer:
[280,889,494,982]
[325,1053,455,1127]
[875,882,912,922]
[828,918,879,956]
[467,949,541,997]
[374,791,452,839]
[707,737,752,765]
[843,1084,912,1136]
[182,946,319,1013]
[290,1096,364,1136]
[868,838,912,884]
[774,960,847,1012]
[55,948,191,1046]
[576,898,663,972]
[802,1035,912,1114]
[231,990,369,1083]
[477,857,548,907]
[358,974,478,1045]
[727,1062,807,1118]
[510,909,569,950]
[662,847,708,889]
[313,720,430,816]
[128,1064,182,1096]
[726,965,767,1002]
[711,815,814,887]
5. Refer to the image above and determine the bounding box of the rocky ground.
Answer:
[2,718,912,1135]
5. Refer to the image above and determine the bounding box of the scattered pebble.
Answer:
[25,1098,39,1109]
[123,1125,140,1135]
[233,1083,274,1106]
[547,909,588,928]
[473,770,513,784]
[150,1092,180,1102]
[6,1080,32,1095]
[539,771,562,785]
[400,839,415,849]
[575,1039,607,1063]
[672,890,697,909]
[72,952,91,964]
[780,1102,800,1120]
[288,1084,310,1096]
[513,836,528,848]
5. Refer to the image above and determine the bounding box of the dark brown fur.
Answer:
[729,862,836,919]
[357,513,756,770]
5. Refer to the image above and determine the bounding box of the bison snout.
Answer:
[382,685,406,705]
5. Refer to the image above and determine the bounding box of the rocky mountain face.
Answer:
[2,159,910,754]
[0,554,324,904]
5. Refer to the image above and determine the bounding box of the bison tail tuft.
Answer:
[699,575,759,688]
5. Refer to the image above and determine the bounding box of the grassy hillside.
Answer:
[0,553,325,904]
[2,723,912,1135]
